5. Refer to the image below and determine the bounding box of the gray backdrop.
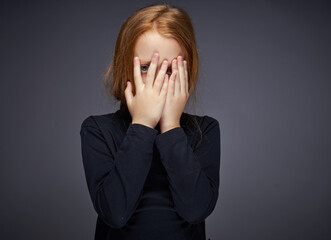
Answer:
[1,0,330,239]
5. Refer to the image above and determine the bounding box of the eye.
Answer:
[140,65,149,73]
[166,67,172,75]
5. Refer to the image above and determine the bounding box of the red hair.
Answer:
[104,4,199,107]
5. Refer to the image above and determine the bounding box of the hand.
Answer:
[159,56,190,133]
[124,53,169,129]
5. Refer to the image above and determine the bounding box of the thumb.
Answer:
[124,81,133,106]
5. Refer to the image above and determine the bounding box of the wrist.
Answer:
[132,119,155,129]
[160,122,180,133]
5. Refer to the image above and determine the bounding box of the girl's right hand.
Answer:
[124,53,169,129]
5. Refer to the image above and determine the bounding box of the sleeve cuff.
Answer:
[155,127,186,150]
[129,123,158,142]
[155,126,201,174]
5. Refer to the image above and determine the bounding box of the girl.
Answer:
[80,4,220,240]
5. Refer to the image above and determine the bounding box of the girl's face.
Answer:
[134,30,183,83]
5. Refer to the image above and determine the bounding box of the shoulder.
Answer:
[181,112,220,134]
[80,110,130,142]
[81,113,114,128]
[80,111,126,136]
[180,112,220,149]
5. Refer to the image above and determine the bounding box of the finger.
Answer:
[160,73,169,97]
[177,56,185,94]
[146,53,159,89]
[175,56,185,95]
[133,57,143,90]
[169,71,177,96]
[154,60,168,93]
[124,81,133,106]
[168,59,177,96]
[183,60,189,94]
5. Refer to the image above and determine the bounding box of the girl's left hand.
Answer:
[159,56,190,133]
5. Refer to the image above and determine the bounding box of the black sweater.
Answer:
[80,105,221,240]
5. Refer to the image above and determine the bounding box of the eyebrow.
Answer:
[140,60,151,65]
[139,52,184,64]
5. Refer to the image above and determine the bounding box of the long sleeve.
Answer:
[80,116,158,228]
[154,117,221,224]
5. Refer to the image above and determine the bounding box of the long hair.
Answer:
[104,4,202,143]
[104,4,198,106]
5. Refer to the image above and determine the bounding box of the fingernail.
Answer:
[153,53,158,60]
[163,60,168,66]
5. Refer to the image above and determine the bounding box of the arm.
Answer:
[155,117,221,224]
[80,116,157,228]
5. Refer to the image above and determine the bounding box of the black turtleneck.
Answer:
[80,105,220,240]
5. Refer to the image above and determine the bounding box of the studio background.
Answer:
[1,0,330,239]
